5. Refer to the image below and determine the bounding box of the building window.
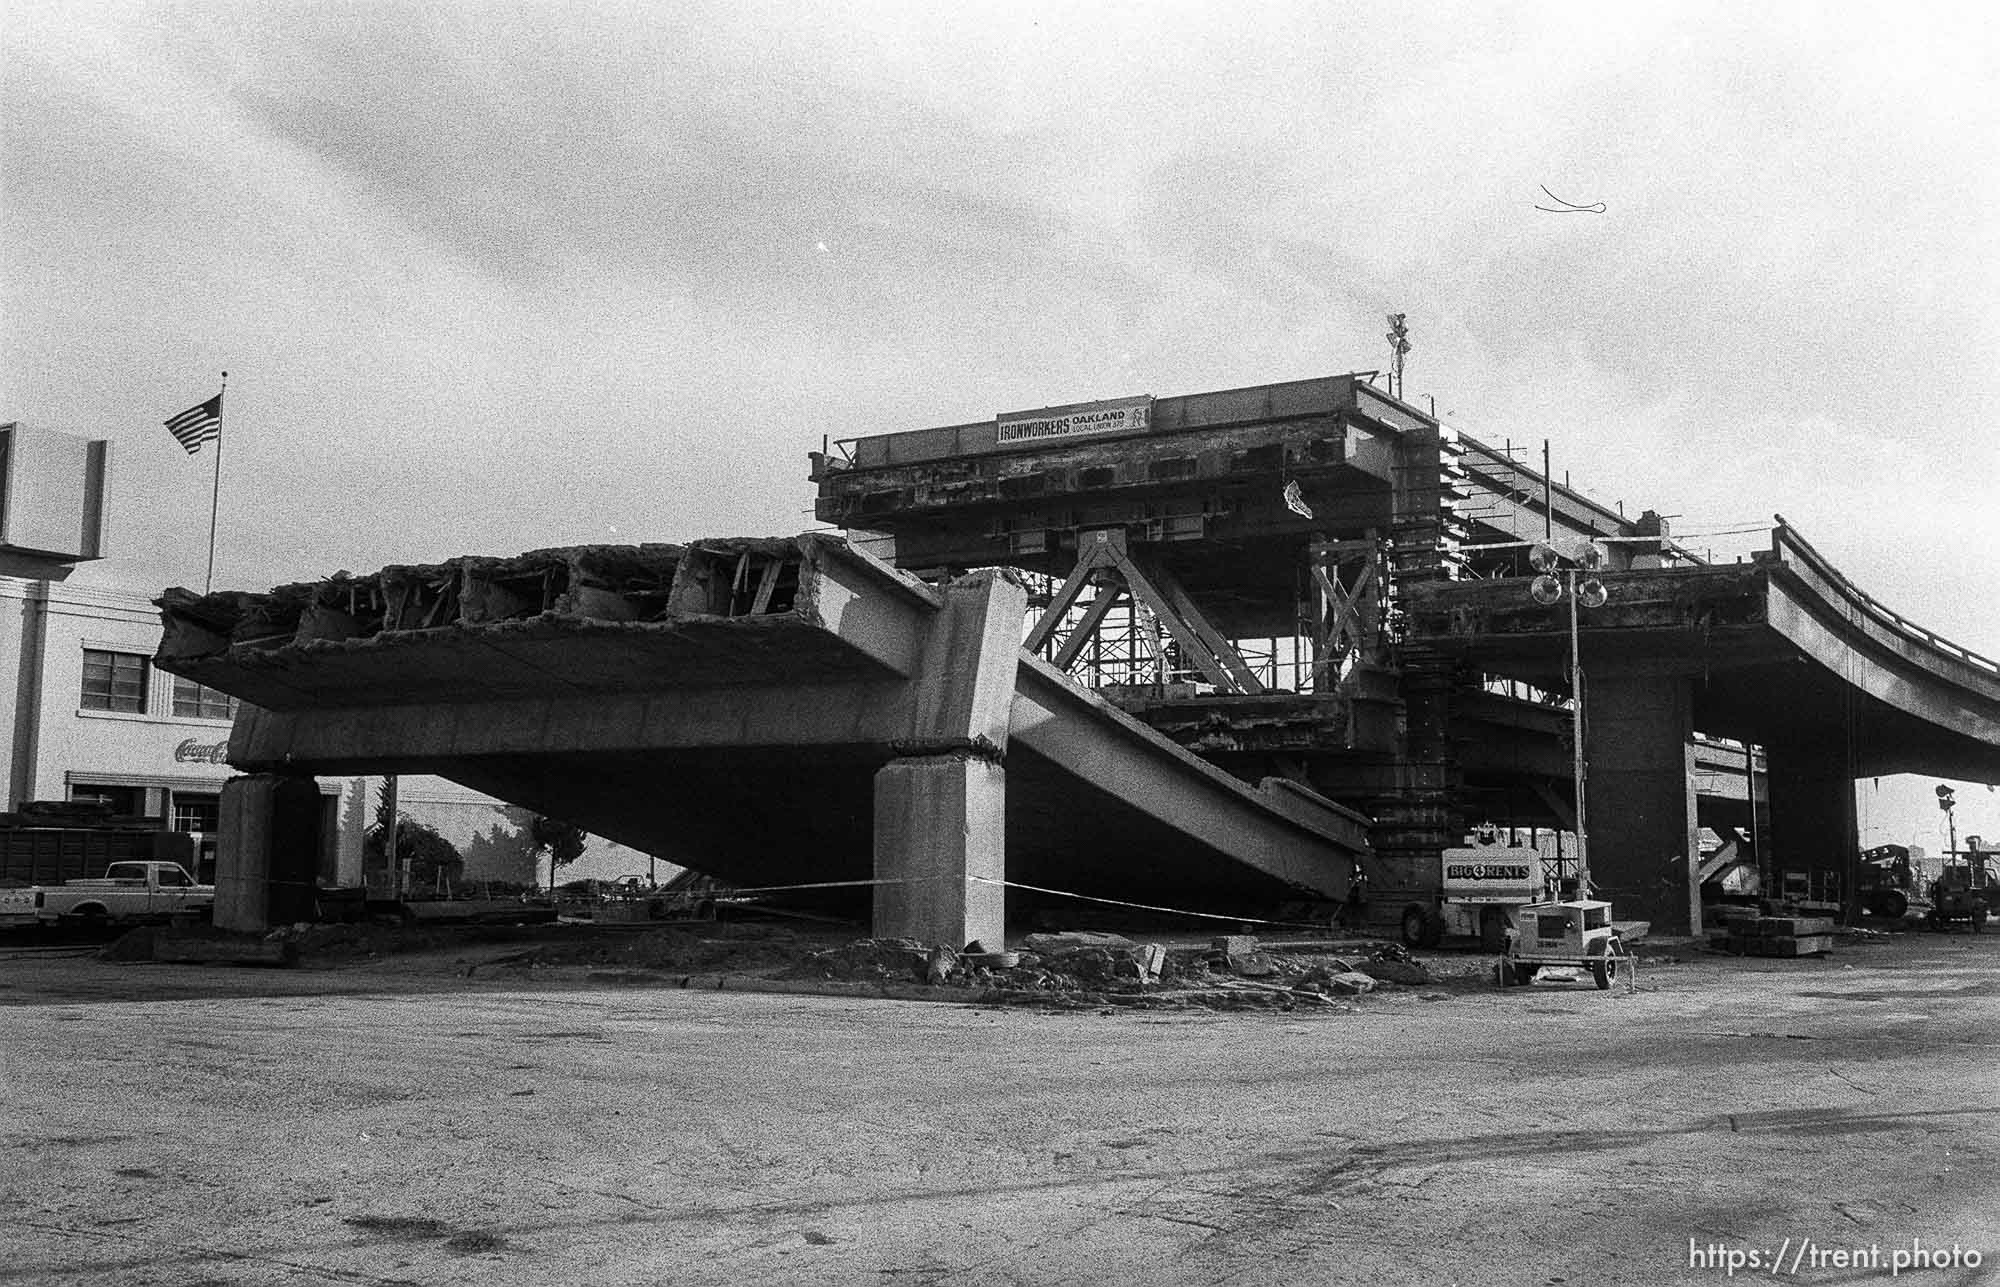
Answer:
[81,649,148,712]
[171,676,238,720]
[171,794,219,835]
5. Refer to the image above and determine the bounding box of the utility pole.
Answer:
[1542,439,1554,541]
[383,774,401,899]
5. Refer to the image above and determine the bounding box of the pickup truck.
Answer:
[32,861,214,924]
[0,885,43,927]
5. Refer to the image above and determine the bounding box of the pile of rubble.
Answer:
[788,931,1433,1008]
[108,919,1442,1009]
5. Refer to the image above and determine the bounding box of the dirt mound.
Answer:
[785,938,934,982]
[98,926,158,962]
[99,922,245,963]
[479,923,810,975]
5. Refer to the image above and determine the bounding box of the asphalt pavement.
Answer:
[1,927,1994,1286]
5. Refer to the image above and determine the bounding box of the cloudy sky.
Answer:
[5,0,1996,847]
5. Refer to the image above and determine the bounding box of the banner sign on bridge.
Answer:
[996,395,1153,445]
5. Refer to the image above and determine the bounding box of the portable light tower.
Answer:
[1529,539,1609,893]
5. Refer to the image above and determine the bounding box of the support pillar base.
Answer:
[872,755,1005,948]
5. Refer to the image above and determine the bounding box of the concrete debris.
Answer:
[795,938,935,983]
[1228,952,1280,978]
[924,946,959,985]
[1021,931,1136,954]
[1356,957,1431,986]
[1289,965,1377,995]
[1042,945,1144,983]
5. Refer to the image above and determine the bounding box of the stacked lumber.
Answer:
[1709,910,1834,958]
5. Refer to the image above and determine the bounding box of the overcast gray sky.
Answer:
[5,0,1996,847]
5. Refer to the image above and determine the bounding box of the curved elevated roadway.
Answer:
[1402,521,2000,928]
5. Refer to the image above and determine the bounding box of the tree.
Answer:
[527,815,589,888]
[364,786,465,895]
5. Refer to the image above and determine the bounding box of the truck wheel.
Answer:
[1400,906,1428,947]
[1879,891,1908,919]
[1479,908,1507,953]
[1588,941,1617,990]
[1511,961,1538,986]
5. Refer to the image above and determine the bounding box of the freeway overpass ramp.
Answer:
[1403,521,2000,931]
[156,534,1368,941]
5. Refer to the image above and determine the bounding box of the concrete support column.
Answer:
[1583,668,1700,934]
[872,754,1005,948]
[215,773,323,932]
[864,567,1023,945]
[1764,739,1857,914]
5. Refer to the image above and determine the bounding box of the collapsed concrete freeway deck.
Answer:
[156,534,1369,942]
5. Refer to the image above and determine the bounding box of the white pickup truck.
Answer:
[31,861,214,924]
[0,885,43,927]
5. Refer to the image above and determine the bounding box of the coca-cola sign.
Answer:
[173,738,230,765]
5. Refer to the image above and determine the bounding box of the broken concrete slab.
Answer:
[1356,958,1431,986]
[1229,952,1279,978]
[1022,931,1136,953]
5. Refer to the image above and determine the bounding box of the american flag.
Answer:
[164,393,223,454]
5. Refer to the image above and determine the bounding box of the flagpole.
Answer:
[204,371,228,594]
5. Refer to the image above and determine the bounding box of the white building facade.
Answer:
[2,574,242,872]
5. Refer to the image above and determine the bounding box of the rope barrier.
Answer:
[679,872,1353,935]
[967,875,1345,933]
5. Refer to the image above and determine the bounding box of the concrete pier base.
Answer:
[214,774,322,932]
[872,755,1006,948]
[1766,740,1857,915]
[1583,668,1700,934]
